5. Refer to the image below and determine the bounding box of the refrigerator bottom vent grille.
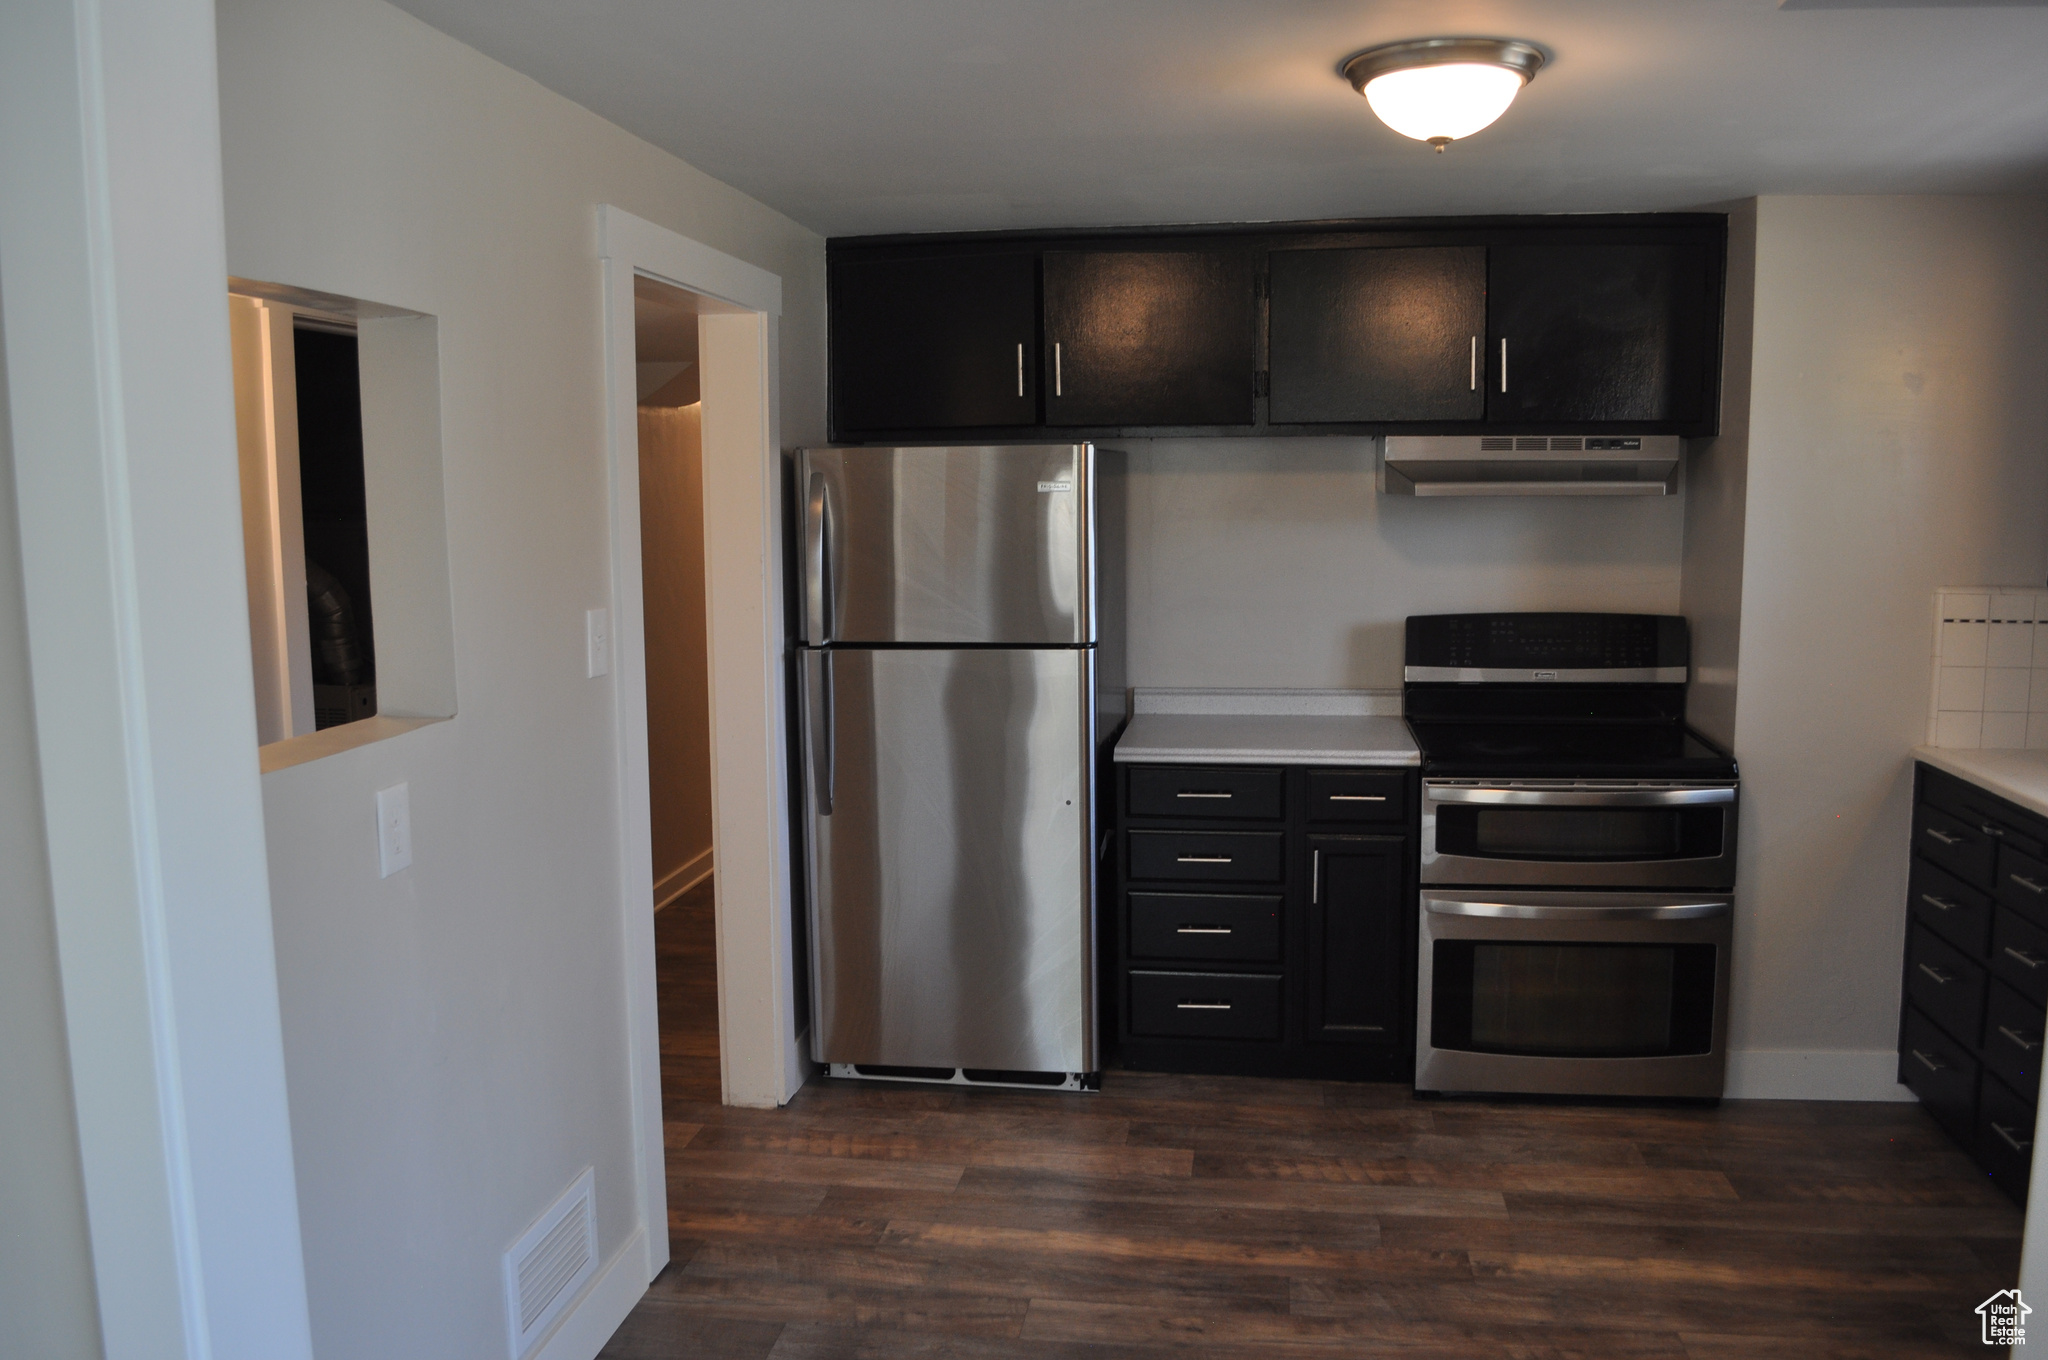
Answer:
[831,1062,1097,1093]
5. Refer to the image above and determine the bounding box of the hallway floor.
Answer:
[601,907,2019,1357]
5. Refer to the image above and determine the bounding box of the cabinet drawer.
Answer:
[1900,1004,1977,1142]
[1906,923,1986,1045]
[1908,858,1992,957]
[1129,892,1281,963]
[1127,766,1283,821]
[1983,981,2045,1103]
[1127,830,1284,884]
[1977,1072,2037,1203]
[1993,909,2048,1006]
[1914,803,1997,891]
[1999,845,2048,927]
[1128,970,1283,1041]
[1305,770,1407,824]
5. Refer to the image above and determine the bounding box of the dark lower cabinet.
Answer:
[1268,246,1485,423]
[1899,762,2048,1206]
[1113,763,1417,1081]
[829,252,1039,433]
[1042,250,1257,427]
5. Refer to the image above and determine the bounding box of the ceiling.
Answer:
[388,0,2048,238]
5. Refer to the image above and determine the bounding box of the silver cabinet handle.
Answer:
[1911,1048,1945,1073]
[1053,341,1063,397]
[1920,893,1958,913]
[1925,827,1962,846]
[1982,825,2007,838]
[2012,875,2048,895]
[1016,342,1025,397]
[1311,848,1322,905]
[1176,926,1233,935]
[1500,337,1508,393]
[1993,1122,2033,1154]
[2004,947,2045,970]
[1468,335,1477,392]
[1177,855,1232,864]
[1176,791,1232,800]
[1998,1025,2042,1053]
[1917,963,1954,985]
[1329,795,1387,802]
[1177,1001,1232,1011]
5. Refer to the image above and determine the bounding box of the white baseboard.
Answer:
[1723,1049,1916,1102]
[532,1224,650,1360]
[652,848,712,913]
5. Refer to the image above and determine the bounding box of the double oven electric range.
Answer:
[1405,613,1739,1099]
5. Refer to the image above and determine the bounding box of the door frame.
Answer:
[597,206,805,1286]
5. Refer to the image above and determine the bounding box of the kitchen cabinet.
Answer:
[1268,246,1486,423]
[1898,762,2048,1204]
[1486,241,1718,428]
[1114,763,1416,1080]
[1042,250,1257,427]
[829,252,1038,433]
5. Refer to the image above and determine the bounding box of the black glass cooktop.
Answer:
[1406,719,1738,780]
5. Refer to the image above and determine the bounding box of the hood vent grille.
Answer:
[1381,435,1683,497]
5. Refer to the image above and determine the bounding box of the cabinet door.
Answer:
[1486,241,1717,426]
[1305,834,1406,1045]
[830,253,1038,433]
[1268,247,1485,423]
[1043,250,1255,427]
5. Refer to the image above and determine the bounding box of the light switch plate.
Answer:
[376,782,412,877]
[586,607,610,678]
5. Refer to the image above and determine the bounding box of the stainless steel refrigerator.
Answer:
[796,443,1107,1085]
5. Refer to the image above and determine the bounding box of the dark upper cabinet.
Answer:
[830,253,1038,433]
[1486,241,1718,427]
[1305,834,1406,1045]
[1042,250,1256,427]
[1268,246,1486,423]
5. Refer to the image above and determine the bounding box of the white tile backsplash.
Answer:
[1930,587,2048,748]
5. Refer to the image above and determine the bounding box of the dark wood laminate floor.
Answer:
[609,897,2021,1358]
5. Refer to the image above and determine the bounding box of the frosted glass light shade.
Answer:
[1363,63,1527,144]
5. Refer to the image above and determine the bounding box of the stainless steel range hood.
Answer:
[1379,435,1683,497]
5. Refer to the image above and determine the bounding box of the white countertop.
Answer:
[1114,689,1418,766]
[1912,746,2048,820]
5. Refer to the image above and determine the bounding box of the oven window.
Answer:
[1431,941,1717,1057]
[1435,805,1724,862]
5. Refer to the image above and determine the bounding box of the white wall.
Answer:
[1724,195,2048,1097]
[0,290,101,1360]
[1124,437,1687,688]
[215,0,825,1354]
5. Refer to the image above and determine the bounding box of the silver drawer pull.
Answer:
[1924,827,1963,846]
[1993,1122,2033,1154]
[1329,795,1387,802]
[1920,893,1958,913]
[2013,875,2048,895]
[1998,1025,2042,1053]
[1175,791,1232,799]
[1176,926,1233,935]
[1177,855,1233,864]
[1911,1048,1945,1073]
[2005,947,2046,971]
[1918,963,1954,985]
[1983,825,2007,838]
[1177,1001,1232,1011]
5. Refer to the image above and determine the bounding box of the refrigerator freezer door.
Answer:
[802,646,1095,1072]
[800,445,1092,646]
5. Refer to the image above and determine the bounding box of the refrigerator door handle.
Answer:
[804,469,833,643]
[805,649,834,816]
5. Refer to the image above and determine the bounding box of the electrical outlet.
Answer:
[586,607,610,678]
[376,783,412,877]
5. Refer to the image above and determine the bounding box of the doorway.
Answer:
[634,276,719,1103]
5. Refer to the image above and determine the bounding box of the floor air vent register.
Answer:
[502,1167,597,1359]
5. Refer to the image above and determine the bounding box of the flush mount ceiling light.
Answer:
[1341,38,1546,152]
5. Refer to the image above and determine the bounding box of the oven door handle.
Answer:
[1427,786,1736,808]
[1425,897,1731,921]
